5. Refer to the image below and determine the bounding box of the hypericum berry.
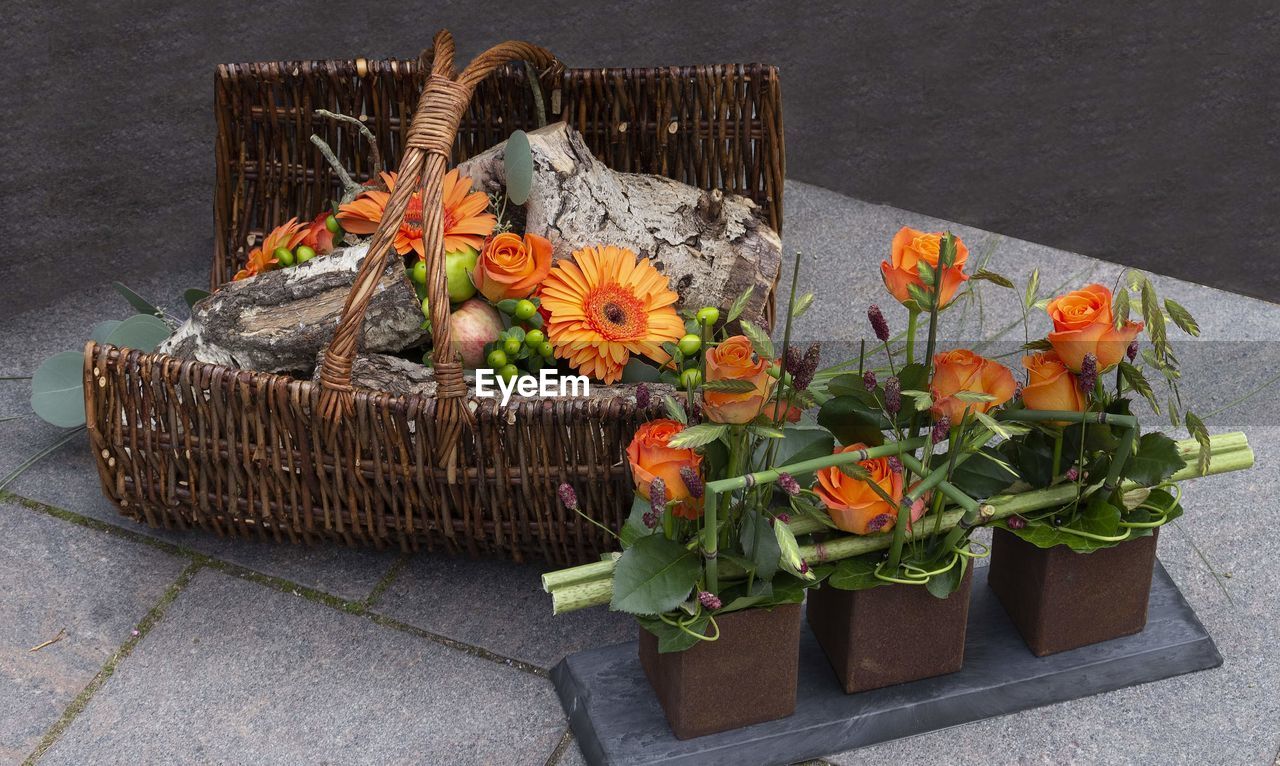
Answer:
[932,415,951,444]
[696,307,720,327]
[634,383,651,409]
[868,304,890,342]
[1007,515,1027,530]
[1127,340,1139,362]
[677,333,702,356]
[679,466,704,499]
[295,245,316,265]
[1078,352,1098,393]
[884,376,901,416]
[513,299,538,320]
[649,478,667,515]
[680,368,703,389]
[863,370,878,392]
[557,483,579,511]
[888,456,903,475]
[777,472,800,496]
[698,591,722,610]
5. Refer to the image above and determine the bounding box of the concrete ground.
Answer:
[2,180,1277,765]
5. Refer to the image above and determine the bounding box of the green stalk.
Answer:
[545,433,1252,614]
[705,436,929,496]
[905,310,920,365]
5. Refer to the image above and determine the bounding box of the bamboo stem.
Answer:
[545,432,1252,614]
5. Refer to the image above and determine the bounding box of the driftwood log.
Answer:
[457,122,781,327]
[313,351,675,409]
[160,243,426,373]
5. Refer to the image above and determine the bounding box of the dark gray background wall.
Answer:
[3,1,1277,321]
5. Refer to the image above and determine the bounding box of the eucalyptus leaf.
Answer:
[112,282,163,317]
[620,357,662,383]
[30,351,86,428]
[89,320,122,344]
[183,288,211,309]
[504,129,534,205]
[104,314,171,352]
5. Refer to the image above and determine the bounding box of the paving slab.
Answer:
[39,568,567,766]
[374,553,634,669]
[0,499,186,763]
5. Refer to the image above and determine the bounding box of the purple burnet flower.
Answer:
[932,415,951,444]
[866,513,894,533]
[1127,340,1139,362]
[786,342,821,392]
[798,560,811,575]
[698,591,722,610]
[777,472,801,496]
[868,304,891,342]
[1007,515,1027,530]
[887,456,903,475]
[884,376,902,417]
[557,483,579,511]
[634,382,651,409]
[784,345,803,377]
[775,512,792,524]
[649,478,667,515]
[1065,466,1080,482]
[863,370,878,392]
[1078,352,1098,394]
[679,466,704,499]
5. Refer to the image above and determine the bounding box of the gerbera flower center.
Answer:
[584,284,648,340]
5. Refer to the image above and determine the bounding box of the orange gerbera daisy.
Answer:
[336,169,495,258]
[234,218,306,281]
[540,245,685,384]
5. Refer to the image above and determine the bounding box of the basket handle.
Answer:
[316,32,562,443]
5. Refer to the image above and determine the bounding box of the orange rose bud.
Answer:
[702,335,776,424]
[301,211,337,255]
[473,232,553,303]
[1045,283,1144,372]
[1021,350,1087,415]
[880,227,970,309]
[814,444,905,535]
[930,349,1017,422]
[625,419,704,519]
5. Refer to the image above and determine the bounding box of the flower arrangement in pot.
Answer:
[542,229,1253,738]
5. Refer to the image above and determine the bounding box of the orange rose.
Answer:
[769,399,803,424]
[880,227,970,309]
[814,444,905,534]
[702,335,776,424]
[300,211,337,255]
[473,232,553,302]
[1021,351,1086,415]
[1045,284,1144,372]
[930,349,1017,422]
[626,419,704,519]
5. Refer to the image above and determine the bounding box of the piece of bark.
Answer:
[160,244,426,373]
[457,122,782,327]
[314,351,675,408]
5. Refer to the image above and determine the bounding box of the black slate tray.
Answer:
[551,562,1221,766]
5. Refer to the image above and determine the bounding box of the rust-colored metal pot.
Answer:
[987,527,1159,656]
[638,603,801,739]
[806,566,973,693]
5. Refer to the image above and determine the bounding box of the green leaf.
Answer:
[700,378,758,393]
[906,282,934,311]
[609,534,700,615]
[183,288,211,309]
[925,556,967,599]
[1022,338,1053,352]
[953,390,997,404]
[726,286,754,322]
[971,269,1014,288]
[739,320,775,359]
[104,314,171,352]
[1024,268,1040,309]
[667,423,727,449]
[621,358,661,383]
[817,395,886,447]
[748,424,785,439]
[1122,432,1186,486]
[768,426,834,483]
[901,389,933,412]
[113,282,163,317]
[1185,410,1211,475]
[791,292,815,318]
[740,509,780,581]
[916,260,936,289]
[774,521,812,579]
[947,447,1018,499]
[638,612,711,653]
[896,362,929,393]
[1164,298,1200,337]
[503,129,534,205]
[620,494,656,547]
[89,321,122,344]
[495,299,518,314]
[662,395,687,424]
[827,551,891,591]
[30,351,86,428]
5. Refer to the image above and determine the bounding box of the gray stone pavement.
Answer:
[1,180,1277,764]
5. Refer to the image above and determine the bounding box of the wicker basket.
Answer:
[84,31,785,565]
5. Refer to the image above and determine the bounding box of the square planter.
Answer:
[638,603,801,739]
[806,565,974,693]
[987,527,1159,656]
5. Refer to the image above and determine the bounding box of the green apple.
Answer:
[445,246,479,303]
